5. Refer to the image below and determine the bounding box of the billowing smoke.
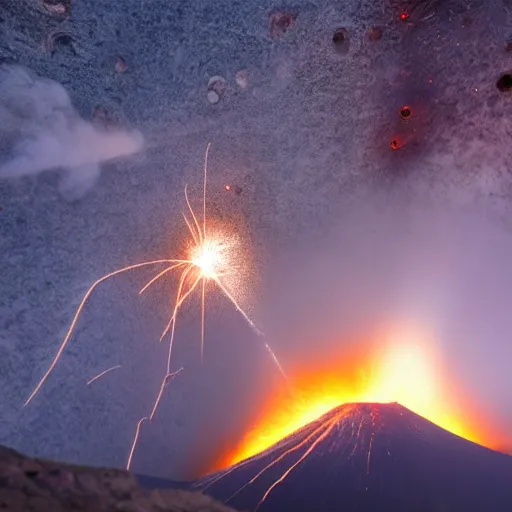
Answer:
[0,65,144,199]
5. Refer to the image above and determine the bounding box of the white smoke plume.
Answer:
[0,65,144,198]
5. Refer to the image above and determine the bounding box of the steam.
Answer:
[0,65,144,199]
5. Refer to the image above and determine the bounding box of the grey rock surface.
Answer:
[0,444,241,511]
[1,0,512,482]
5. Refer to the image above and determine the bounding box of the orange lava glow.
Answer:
[214,323,500,470]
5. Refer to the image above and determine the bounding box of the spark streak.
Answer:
[127,417,148,471]
[150,367,184,421]
[366,431,375,476]
[86,365,122,386]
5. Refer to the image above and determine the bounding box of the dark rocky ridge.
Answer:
[0,444,241,511]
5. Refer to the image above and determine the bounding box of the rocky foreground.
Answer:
[0,445,240,512]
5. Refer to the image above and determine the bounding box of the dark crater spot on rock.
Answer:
[332,28,350,54]
[497,73,512,92]
[400,106,412,119]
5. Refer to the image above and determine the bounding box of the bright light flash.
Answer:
[191,239,225,280]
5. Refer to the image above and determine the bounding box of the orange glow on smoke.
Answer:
[214,323,499,470]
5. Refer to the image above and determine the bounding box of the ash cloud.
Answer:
[0,65,144,199]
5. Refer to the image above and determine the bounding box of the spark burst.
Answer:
[24,143,287,469]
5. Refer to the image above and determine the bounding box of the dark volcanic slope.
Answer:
[196,403,512,512]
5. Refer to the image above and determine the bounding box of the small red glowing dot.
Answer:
[390,139,401,150]
[399,12,409,20]
[225,184,231,191]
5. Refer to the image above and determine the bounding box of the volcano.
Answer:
[195,403,512,512]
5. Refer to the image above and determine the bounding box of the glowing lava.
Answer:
[217,323,498,470]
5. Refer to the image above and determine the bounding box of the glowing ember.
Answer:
[390,138,401,150]
[215,323,497,470]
